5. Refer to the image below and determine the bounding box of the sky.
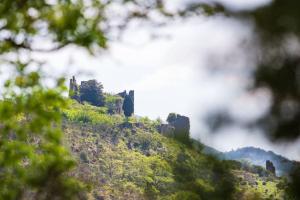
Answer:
[29,0,300,160]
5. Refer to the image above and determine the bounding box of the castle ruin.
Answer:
[69,76,134,116]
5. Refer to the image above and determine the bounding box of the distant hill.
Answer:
[223,147,299,176]
[202,145,225,159]
[202,146,299,176]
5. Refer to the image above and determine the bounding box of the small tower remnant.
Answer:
[266,160,276,175]
[69,76,80,101]
[118,90,134,117]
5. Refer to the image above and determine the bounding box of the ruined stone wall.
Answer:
[69,76,80,101]
[158,113,190,143]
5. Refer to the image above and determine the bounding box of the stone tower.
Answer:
[69,76,80,101]
[118,90,134,117]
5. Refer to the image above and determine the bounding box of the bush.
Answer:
[63,100,123,126]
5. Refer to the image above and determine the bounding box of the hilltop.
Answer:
[60,78,288,199]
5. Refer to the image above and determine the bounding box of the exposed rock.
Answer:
[266,160,276,175]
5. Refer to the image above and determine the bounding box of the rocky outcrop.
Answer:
[266,160,276,175]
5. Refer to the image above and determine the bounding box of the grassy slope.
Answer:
[233,170,284,200]
[62,101,285,200]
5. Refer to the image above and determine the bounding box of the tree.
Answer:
[0,68,86,199]
[0,0,108,199]
[79,80,105,107]
[0,1,169,198]
[228,0,300,141]
[2,0,300,199]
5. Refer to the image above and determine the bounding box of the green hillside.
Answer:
[61,100,287,200]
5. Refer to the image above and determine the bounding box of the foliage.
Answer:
[1,0,298,199]
[104,93,123,104]
[233,170,285,200]
[231,0,300,141]
[286,167,300,199]
[0,0,115,198]
[104,93,123,114]
[63,100,123,126]
[63,104,243,200]
[0,67,86,199]
[0,0,107,54]
[79,80,105,107]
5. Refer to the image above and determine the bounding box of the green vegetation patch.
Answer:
[63,100,123,125]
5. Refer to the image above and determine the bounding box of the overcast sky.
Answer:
[30,0,300,160]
